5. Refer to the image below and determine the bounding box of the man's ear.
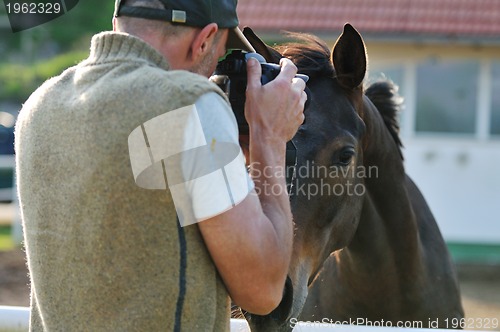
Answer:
[190,23,219,61]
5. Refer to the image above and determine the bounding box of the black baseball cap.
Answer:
[114,0,254,52]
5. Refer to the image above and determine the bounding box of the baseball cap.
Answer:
[114,0,255,52]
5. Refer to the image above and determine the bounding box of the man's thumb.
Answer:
[246,57,262,90]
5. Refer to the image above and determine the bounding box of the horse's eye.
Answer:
[335,147,355,166]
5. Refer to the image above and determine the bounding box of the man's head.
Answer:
[113,0,254,76]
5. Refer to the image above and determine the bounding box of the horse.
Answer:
[238,24,464,331]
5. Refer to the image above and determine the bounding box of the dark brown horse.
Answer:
[240,24,464,331]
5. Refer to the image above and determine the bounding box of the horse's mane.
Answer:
[274,32,335,79]
[275,33,404,159]
[365,80,404,159]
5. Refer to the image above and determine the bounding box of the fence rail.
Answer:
[0,306,489,332]
[0,306,29,332]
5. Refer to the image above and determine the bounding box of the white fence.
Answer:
[0,306,29,332]
[0,155,23,245]
[0,155,15,202]
[0,306,489,332]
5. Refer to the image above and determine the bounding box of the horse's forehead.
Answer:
[311,77,355,106]
[306,80,363,135]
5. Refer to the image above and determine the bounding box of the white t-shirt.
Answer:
[128,92,254,226]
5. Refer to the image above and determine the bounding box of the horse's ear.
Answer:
[332,23,367,90]
[242,27,282,64]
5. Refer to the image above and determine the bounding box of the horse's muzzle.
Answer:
[245,276,294,332]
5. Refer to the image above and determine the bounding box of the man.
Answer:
[15,0,306,330]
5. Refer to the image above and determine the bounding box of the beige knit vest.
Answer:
[16,32,230,332]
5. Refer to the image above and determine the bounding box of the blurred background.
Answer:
[0,0,499,329]
[237,0,500,252]
[0,0,115,226]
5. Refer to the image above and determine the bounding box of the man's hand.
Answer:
[245,57,307,143]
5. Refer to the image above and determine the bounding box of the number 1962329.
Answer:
[443,317,499,329]
[5,2,62,14]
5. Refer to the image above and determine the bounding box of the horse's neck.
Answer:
[348,103,421,269]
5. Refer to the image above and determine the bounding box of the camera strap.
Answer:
[285,140,297,195]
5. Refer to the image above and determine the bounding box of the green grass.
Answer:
[447,242,500,264]
[0,225,14,251]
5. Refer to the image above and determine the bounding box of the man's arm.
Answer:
[198,58,306,315]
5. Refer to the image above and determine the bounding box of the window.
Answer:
[367,65,405,125]
[368,66,405,97]
[491,61,500,136]
[416,59,479,134]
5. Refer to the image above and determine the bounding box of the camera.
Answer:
[209,50,308,134]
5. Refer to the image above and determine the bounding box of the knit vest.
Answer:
[15,32,230,332]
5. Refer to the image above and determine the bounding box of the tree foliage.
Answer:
[44,0,115,51]
[0,51,87,102]
[1,0,115,58]
[0,1,115,102]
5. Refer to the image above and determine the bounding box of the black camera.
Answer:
[209,50,308,134]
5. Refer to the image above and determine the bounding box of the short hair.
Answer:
[115,0,189,37]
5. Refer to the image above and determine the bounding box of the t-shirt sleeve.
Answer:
[128,92,254,227]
